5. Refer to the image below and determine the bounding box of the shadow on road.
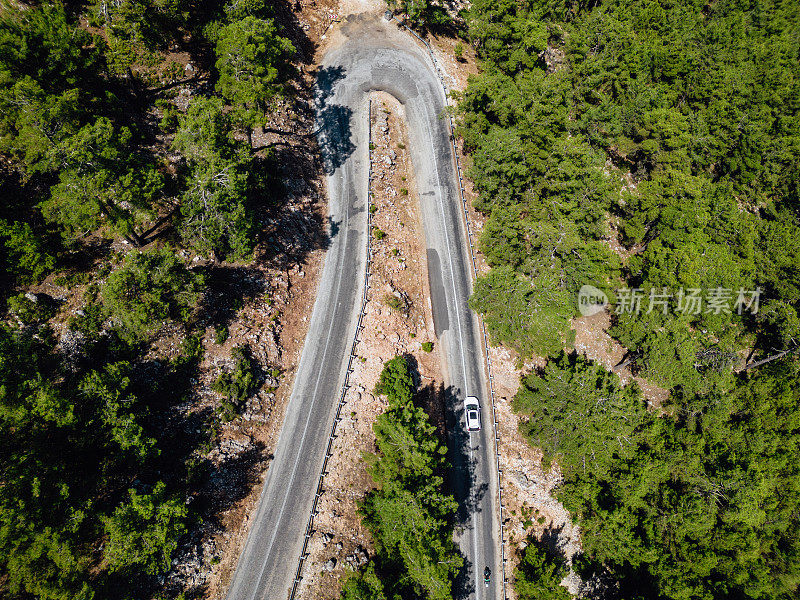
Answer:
[315,65,355,175]
[443,382,489,600]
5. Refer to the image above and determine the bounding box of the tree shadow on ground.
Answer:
[315,65,355,175]
[193,265,268,331]
[251,147,332,270]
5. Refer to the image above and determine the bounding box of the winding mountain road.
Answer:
[225,13,500,600]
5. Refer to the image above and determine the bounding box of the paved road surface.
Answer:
[226,13,500,600]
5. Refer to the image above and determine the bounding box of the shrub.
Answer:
[180,334,204,359]
[213,346,258,420]
[68,302,108,336]
[7,293,56,324]
[421,341,434,352]
[454,41,464,61]
[373,356,414,405]
[384,294,402,311]
[102,249,204,342]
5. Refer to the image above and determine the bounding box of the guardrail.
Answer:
[398,20,511,600]
[288,98,375,600]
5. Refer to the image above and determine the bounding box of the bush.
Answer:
[180,334,204,359]
[213,346,258,420]
[102,249,204,342]
[373,355,414,405]
[421,341,434,352]
[384,294,402,311]
[214,324,229,344]
[68,302,108,336]
[7,293,56,324]
[373,227,386,240]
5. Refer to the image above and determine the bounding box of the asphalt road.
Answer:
[226,13,500,600]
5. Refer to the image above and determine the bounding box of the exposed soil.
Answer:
[573,310,670,407]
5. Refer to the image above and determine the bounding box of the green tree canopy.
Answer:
[514,352,647,480]
[373,355,415,406]
[102,248,203,342]
[214,16,294,128]
[103,481,188,576]
[345,356,462,600]
[41,117,163,245]
[0,3,104,173]
[173,97,255,260]
[515,538,570,600]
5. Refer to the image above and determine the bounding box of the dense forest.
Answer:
[0,1,304,597]
[458,0,800,599]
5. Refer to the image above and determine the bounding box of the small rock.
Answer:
[323,558,337,571]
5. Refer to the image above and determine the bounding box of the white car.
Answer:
[464,396,481,432]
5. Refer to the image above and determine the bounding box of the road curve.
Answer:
[225,13,500,600]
